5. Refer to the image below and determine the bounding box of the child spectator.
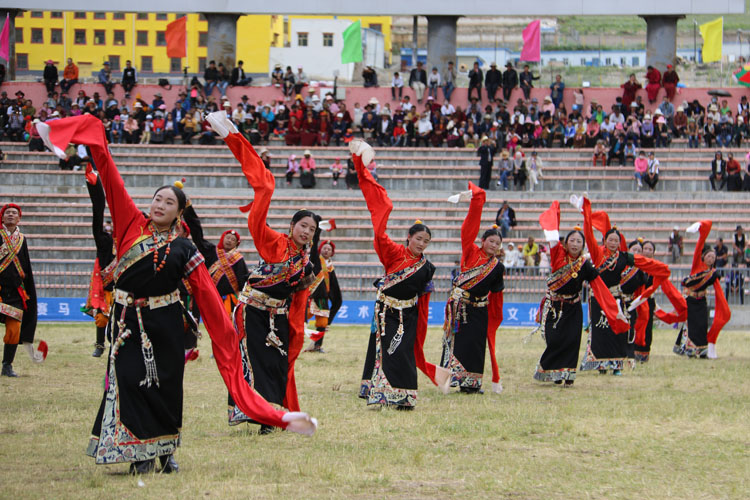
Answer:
[391,72,404,100]
[286,154,299,185]
[330,157,344,186]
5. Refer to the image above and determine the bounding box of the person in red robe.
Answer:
[645,66,662,103]
[661,64,680,101]
[621,73,642,115]
[37,114,317,474]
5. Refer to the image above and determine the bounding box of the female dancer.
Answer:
[351,139,450,408]
[183,205,249,317]
[633,239,658,362]
[441,182,505,394]
[82,164,117,358]
[668,221,731,358]
[205,112,317,430]
[575,195,668,375]
[38,114,316,474]
[533,201,629,385]
[305,230,342,353]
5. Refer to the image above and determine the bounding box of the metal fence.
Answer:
[31,260,749,306]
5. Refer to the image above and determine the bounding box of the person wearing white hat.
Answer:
[669,226,683,263]
[299,149,316,188]
[139,114,153,144]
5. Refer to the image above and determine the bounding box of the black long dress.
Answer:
[306,252,343,350]
[619,265,647,361]
[674,269,720,357]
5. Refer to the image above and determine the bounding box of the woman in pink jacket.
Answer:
[633,150,648,190]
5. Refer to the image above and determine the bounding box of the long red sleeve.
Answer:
[633,290,650,346]
[352,153,406,271]
[38,114,146,255]
[691,220,712,275]
[224,132,292,263]
[538,201,566,271]
[486,291,503,383]
[284,288,309,412]
[633,254,671,300]
[655,279,687,324]
[413,293,439,386]
[582,197,604,266]
[707,279,730,344]
[188,261,290,429]
[589,276,629,333]
[460,182,486,270]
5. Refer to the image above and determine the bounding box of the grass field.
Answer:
[1,323,748,499]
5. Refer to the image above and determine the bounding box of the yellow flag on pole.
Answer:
[699,17,723,63]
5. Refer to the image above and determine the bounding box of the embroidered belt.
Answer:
[608,285,623,298]
[450,287,489,307]
[238,285,289,356]
[375,290,418,310]
[686,289,707,299]
[113,288,181,310]
[548,291,581,304]
[238,286,289,314]
[110,287,181,389]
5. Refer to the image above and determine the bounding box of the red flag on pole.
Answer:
[166,16,187,58]
[520,20,541,62]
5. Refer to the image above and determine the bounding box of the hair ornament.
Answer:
[414,219,423,225]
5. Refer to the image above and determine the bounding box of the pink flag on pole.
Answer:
[0,14,10,61]
[520,20,541,62]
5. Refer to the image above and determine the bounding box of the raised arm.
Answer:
[460,182,486,267]
[538,201,568,271]
[207,112,289,263]
[687,220,712,274]
[350,141,404,268]
[187,256,316,435]
[38,114,145,254]
[84,165,112,253]
[580,196,604,266]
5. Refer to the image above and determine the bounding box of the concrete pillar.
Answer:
[641,15,684,72]
[203,13,240,70]
[412,16,418,68]
[0,10,19,80]
[426,16,458,75]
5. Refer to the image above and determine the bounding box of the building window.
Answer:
[141,56,153,73]
[113,30,125,45]
[297,32,308,47]
[175,13,186,20]
[74,12,86,19]
[198,14,206,21]
[620,57,627,66]
[50,12,63,18]
[93,30,105,45]
[31,28,43,44]
[51,29,63,44]
[369,23,382,33]
[562,57,569,65]
[156,13,168,21]
[113,13,125,20]
[30,11,43,18]
[605,57,612,66]
[136,31,148,46]
[137,13,149,20]
[198,32,207,47]
[322,33,333,47]
[170,57,182,73]
[198,57,206,72]
[94,13,106,20]
[16,28,23,44]
[580,58,586,65]
[109,55,120,71]
[156,31,166,46]
[17,53,28,70]
[631,56,639,66]
[74,29,86,45]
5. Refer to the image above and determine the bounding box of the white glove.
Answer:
[206,111,238,138]
[569,194,584,213]
[282,412,318,436]
[686,222,702,234]
[319,219,334,231]
[434,366,452,395]
[23,343,45,363]
[447,190,472,204]
[615,300,627,323]
[627,295,647,312]
[491,381,503,394]
[544,230,560,244]
[349,138,375,166]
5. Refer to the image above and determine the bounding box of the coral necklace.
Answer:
[150,222,175,273]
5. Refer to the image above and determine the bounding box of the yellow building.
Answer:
[14,11,391,76]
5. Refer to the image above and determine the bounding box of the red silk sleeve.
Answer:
[707,279,730,344]
[39,114,146,254]
[582,197,604,266]
[413,293,439,386]
[589,275,629,334]
[691,220,713,275]
[283,288,310,412]
[633,288,649,346]
[486,291,503,383]
[188,263,290,429]
[539,201,566,271]
[224,132,290,263]
[654,279,687,324]
[460,182,486,270]
[633,255,671,300]
[591,210,611,237]
[352,153,404,270]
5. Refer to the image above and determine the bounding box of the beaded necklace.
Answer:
[149,221,175,273]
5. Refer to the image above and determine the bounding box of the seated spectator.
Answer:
[230,61,252,87]
[593,139,607,166]
[121,60,137,97]
[60,58,78,93]
[644,151,660,191]
[640,114,654,148]
[286,115,302,145]
[672,106,687,137]
[414,112,432,147]
[625,116,641,146]
[391,119,407,147]
[687,118,700,148]
[427,67,441,100]
[495,200,517,238]
[503,242,521,269]
[522,236,540,266]
[318,111,332,146]
[330,157,344,186]
[363,66,378,88]
[527,151,543,192]
[28,119,45,151]
[634,150,648,190]
[513,151,527,190]
[360,107,377,141]
[704,116,717,148]
[345,157,359,190]
[43,60,58,93]
[300,108,319,147]
[734,116,748,147]
[217,63,230,97]
[585,118,600,147]
[123,114,140,143]
[299,150,316,188]
[669,227,683,263]
[286,154,299,185]
[198,117,217,145]
[294,66,308,95]
[624,140,637,166]
[140,114,153,144]
[180,111,199,144]
[151,114,166,144]
[497,150,513,190]
[715,238,729,269]
[376,111,392,147]
[717,114,734,148]
[204,60,219,96]
[710,151,727,191]
[726,152,743,191]
[391,72,404,100]
[654,116,671,148]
